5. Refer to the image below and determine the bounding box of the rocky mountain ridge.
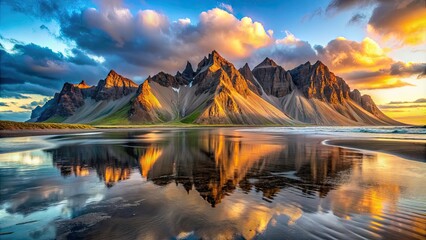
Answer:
[30,51,401,125]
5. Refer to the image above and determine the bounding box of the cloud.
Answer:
[252,31,317,69]
[347,13,366,25]
[389,98,426,104]
[311,36,425,89]
[196,8,272,57]
[353,78,414,90]
[0,90,30,99]
[67,48,98,66]
[0,43,105,96]
[326,0,373,12]
[4,43,67,80]
[19,99,49,110]
[327,0,426,45]
[378,104,425,109]
[59,2,272,75]
[250,32,423,90]
[301,8,323,22]
[315,37,393,72]
[218,3,233,13]
[368,0,426,45]
[390,62,426,78]
[3,0,87,21]
[1,2,275,99]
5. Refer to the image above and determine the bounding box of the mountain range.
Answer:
[29,50,400,125]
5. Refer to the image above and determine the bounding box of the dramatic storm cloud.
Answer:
[0,43,105,96]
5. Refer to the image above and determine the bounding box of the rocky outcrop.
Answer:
[38,83,86,121]
[150,72,186,88]
[252,58,294,97]
[360,94,388,120]
[351,89,393,120]
[30,106,43,120]
[349,89,362,105]
[182,61,195,80]
[194,51,250,97]
[175,61,195,85]
[130,80,163,123]
[290,61,350,104]
[93,70,138,101]
[239,63,262,95]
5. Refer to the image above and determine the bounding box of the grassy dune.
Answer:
[0,121,93,130]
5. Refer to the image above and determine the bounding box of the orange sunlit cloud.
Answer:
[367,2,426,46]
[198,8,273,58]
[317,37,393,73]
[343,75,414,91]
[314,36,425,91]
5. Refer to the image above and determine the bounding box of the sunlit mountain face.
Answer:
[1,129,424,239]
[0,0,425,124]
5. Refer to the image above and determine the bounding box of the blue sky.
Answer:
[0,0,425,123]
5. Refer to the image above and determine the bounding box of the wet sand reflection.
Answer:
[1,129,424,239]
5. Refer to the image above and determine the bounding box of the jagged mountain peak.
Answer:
[194,50,234,73]
[184,61,194,72]
[290,60,350,104]
[208,50,231,67]
[312,60,330,73]
[197,56,209,71]
[104,70,138,88]
[108,69,118,75]
[92,70,139,101]
[106,69,120,80]
[181,61,195,80]
[313,60,326,67]
[192,51,251,97]
[252,58,294,97]
[349,89,362,105]
[241,63,251,71]
[255,57,278,68]
[150,71,186,88]
[75,80,91,89]
[196,51,227,72]
[239,63,262,95]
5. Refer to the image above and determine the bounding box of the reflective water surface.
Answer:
[0,129,425,239]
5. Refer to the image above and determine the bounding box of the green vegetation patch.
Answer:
[180,110,202,124]
[0,121,93,130]
[91,104,131,125]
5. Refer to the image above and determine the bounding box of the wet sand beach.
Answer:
[325,139,426,162]
[0,128,425,239]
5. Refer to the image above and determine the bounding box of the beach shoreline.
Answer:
[324,139,426,162]
[1,128,425,162]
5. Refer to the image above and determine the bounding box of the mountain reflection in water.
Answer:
[48,130,361,206]
[0,129,425,240]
